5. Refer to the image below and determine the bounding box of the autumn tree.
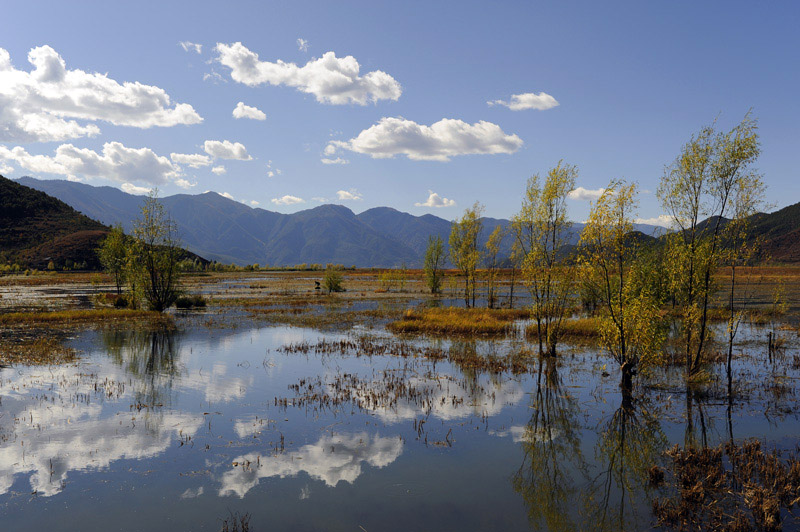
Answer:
[423,235,445,294]
[512,161,578,357]
[484,225,504,308]
[658,113,761,381]
[97,224,128,294]
[449,202,484,307]
[128,190,182,311]
[580,181,664,400]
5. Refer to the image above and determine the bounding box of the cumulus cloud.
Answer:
[220,191,234,200]
[211,165,226,175]
[635,215,674,228]
[249,200,259,206]
[175,178,195,189]
[203,140,252,160]
[170,152,212,168]
[321,157,349,165]
[297,38,309,52]
[336,189,362,201]
[0,142,181,185]
[415,190,456,208]
[325,117,523,162]
[232,101,266,121]
[215,42,402,105]
[488,91,559,111]
[203,71,226,84]
[271,194,305,206]
[179,41,203,54]
[0,162,13,175]
[121,183,151,195]
[219,433,403,497]
[568,186,606,201]
[0,45,202,143]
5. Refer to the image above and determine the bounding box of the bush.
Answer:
[322,266,344,293]
[175,294,207,309]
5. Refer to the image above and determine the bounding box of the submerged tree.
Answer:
[449,202,484,307]
[97,223,128,294]
[484,225,504,308]
[128,190,182,311]
[658,113,761,381]
[423,235,445,294]
[512,161,578,357]
[580,181,665,400]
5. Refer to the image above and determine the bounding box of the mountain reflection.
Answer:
[218,432,404,498]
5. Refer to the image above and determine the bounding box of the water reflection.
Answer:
[586,402,667,530]
[219,432,404,498]
[512,361,588,531]
[512,360,667,531]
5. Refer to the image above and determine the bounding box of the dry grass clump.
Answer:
[525,317,599,340]
[652,440,800,531]
[0,337,77,365]
[387,307,529,336]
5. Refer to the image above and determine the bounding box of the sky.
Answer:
[0,0,798,224]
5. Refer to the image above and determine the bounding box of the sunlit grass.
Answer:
[387,307,530,336]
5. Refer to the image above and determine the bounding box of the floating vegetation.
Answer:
[0,336,76,365]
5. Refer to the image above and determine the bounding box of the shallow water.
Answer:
[0,319,798,531]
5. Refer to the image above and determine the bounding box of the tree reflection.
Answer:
[101,326,181,406]
[512,360,588,531]
[586,400,667,531]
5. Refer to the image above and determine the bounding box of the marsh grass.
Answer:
[525,317,599,340]
[0,308,168,326]
[652,440,800,531]
[387,307,530,336]
[0,337,77,365]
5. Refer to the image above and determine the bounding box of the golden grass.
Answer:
[387,307,530,336]
[525,317,600,339]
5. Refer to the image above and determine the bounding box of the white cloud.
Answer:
[325,117,523,162]
[488,91,559,111]
[635,215,674,228]
[312,196,328,202]
[336,189,362,201]
[175,178,195,189]
[215,42,402,105]
[203,140,252,160]
[170,152,212,168]
[415,190,456,208]
[271,194,305,205]
[232,101,266,121]
[219,432,403,497]
[202,71,226,84]
[0,45,202,143]
[211,165,226,175]
[0,142,181,185]
[121,183,151,195]
[321,157,349,165]
[297,38,309,52]
[179,41,203,54]
[219,191,234,200]
[568,186,606,201]
[0,162,13,174]
[249,200,259,206]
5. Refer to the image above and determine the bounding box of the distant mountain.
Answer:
[0,175,109,269]
[16,177,671,267]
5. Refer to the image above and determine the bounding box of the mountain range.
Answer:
[15,176,668,267]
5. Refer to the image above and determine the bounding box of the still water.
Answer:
[0,320,797,530]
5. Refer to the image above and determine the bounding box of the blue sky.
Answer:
[1,0,797,224]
